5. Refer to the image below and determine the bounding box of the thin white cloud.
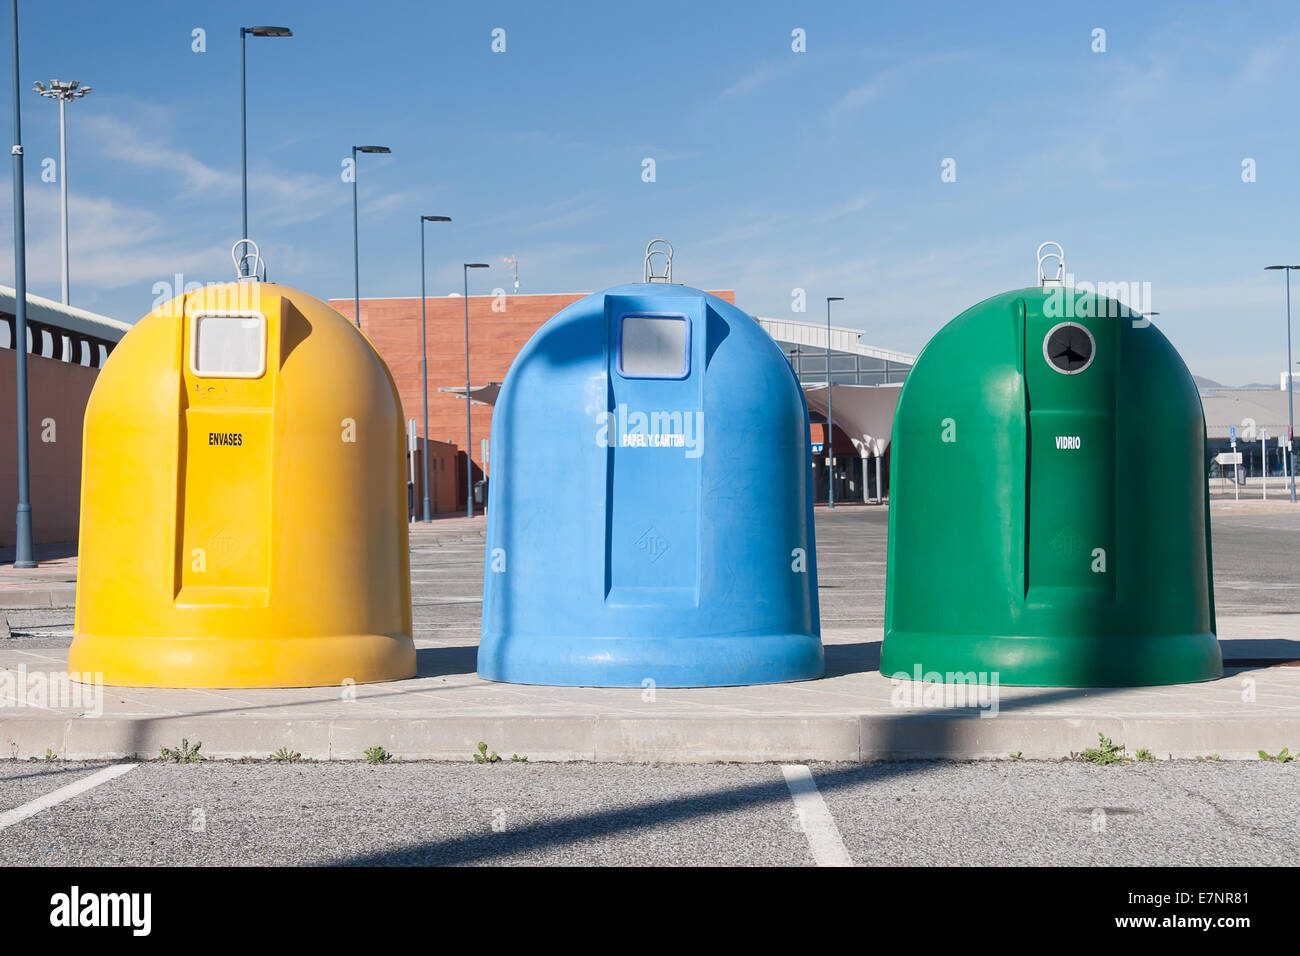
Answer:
[0,186,228,304]
[826,51,973,126]
[813,195,872,224]
[359,189,416,221]
[78,110,350,228]
[474,189,608,233]
[0,103,357,309]
[80,113,237,194]
[827,69,904,121]
[716,62,784,102]
[609,144,698,162]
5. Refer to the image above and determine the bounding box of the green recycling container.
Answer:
[881,286,1222,686]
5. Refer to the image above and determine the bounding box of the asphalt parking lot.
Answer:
[2,507,1298,866]
[2,758,1296,866]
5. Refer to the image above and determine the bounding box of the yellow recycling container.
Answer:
[68,281,416,687]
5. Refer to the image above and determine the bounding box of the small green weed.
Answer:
[159,739,204,764]
[1080,734,1126,766]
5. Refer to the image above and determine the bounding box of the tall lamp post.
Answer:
[826,296,844,509]
[9,0,34,567]
[1266,265,1300,503]
[418,215,451,521]
[239,26,292,274]
[351,145,390,328]
[32,80,90,305]
[462,263,489,518]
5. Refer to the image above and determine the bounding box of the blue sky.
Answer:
[3,0,1299,383]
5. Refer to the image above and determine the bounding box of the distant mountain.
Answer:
[1194,375,1300,391]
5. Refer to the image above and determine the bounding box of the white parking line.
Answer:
[782,764,853,867]
[0,763,137,833]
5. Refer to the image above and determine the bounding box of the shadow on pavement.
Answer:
[331,679,1141,866]
[0,764,108,785]
[823,641,879,677]
[415,645,478,677]
[0,541,78,565]
[336,764,840,866]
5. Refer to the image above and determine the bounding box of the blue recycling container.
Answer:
[478,283,824,687]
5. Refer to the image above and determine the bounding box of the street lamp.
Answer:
[826,296,844,509]
[239,26,292,274]
[419,215,451,521]
[9,0,34,567]
[32,79,90,305]
[351,145,390,328]
[1266,265,1300,502]
[503,255,519,295]
[462,263,489,518]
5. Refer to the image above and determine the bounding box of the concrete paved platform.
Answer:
[2,508,1299,763]
[1,623,1296,763]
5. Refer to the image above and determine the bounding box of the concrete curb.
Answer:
[0,586,76,609]
[3,713,1297,763]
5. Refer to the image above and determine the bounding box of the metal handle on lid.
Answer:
[233,239,267,282]
[1036,241,1065,287]
[644,239,673,283]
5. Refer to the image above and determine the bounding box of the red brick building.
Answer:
[333,291,735,513]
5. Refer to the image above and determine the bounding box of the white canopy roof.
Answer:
[438,382,502,406]
[802,382,902,456]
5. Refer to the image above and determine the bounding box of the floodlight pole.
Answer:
[421,221,430,520]
[463,263,488,518]
[1265,265,1299,503]
[419,216,450,521]
[352,147,360,327]
[57,94,67,301]
[826,297,843,509]
[34,80,93,305]
[1288,269,1296,503]
[351,145,391,328]
[464,267,471,517]
[9,0,34,566]
[240,28,247,268]
[239,26,292,276]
